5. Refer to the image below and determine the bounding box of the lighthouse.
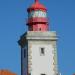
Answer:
[18,0,59,75]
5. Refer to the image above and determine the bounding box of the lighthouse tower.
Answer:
[18,0,59,75]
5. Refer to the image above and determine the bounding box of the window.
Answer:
[41,74,46,75]
[29,73,31,75]
[40,47,45,55]
[39,28,41,31]
[28,10,47,18]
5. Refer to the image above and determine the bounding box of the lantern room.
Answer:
[26,0,49,31]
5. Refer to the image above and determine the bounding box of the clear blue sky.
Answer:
[0,0,75,75]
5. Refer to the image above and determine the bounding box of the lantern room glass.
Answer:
[28,10,47,18]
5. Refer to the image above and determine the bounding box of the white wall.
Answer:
[29,44,55,75]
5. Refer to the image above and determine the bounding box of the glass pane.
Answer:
[28,10,47,18]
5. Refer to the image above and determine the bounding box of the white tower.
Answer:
[18,0,59,75]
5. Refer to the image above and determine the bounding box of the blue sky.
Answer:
[0,0,75,75]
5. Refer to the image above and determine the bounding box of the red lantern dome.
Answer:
[27,0,49,31]
[27,0,47,12]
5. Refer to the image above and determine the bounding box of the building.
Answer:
[18,0,59,75]
[0,70,16,75]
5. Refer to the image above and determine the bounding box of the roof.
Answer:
[27,0,47,12]
[0,70,17,75]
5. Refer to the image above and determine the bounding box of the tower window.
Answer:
[40,47,45,55]
[39,28,41,31]
[29,73,31,75]
[41,74,46,75]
